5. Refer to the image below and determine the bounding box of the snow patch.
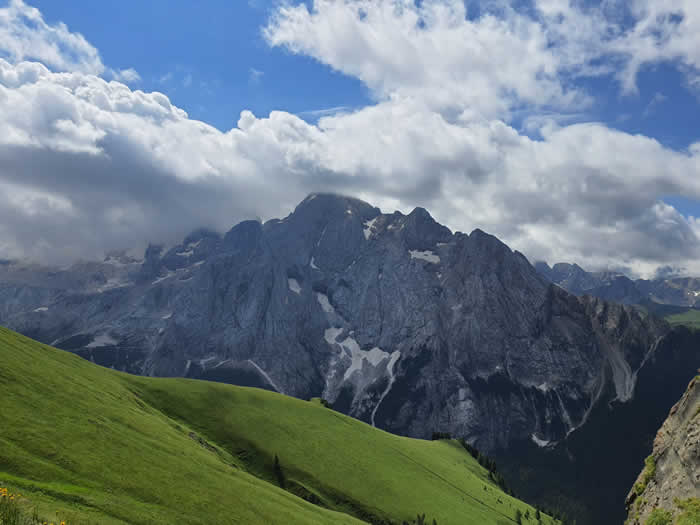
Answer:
[536,382,551,393]
[316,226,327,247]
[346,209,353,215]
[288,278,302,294]
[247,359,283,393]
[363,217,378,240]
[184,359,191,375]
[33,306,48,312]
[338,336,394,381]
[198,356,219,370]
[152,272,175,285]
[310,257,319,270]
[86,334,118,348]
[176,250,194,257]
[531,434,551,448]
[162,312,172,320]
[317,293,335,314]
[365,347,389,367]
[410,250,440,264]
[323,326,401,426]
[324,327,343,346]
[96,278,131,292]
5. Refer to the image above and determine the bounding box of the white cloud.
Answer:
[249,67,264,84]
[1,56,699,275]
[159,71,173,84]
[264,0,590,120]
[111,67,141,84]
[0,0,104,74]
[0,0,699,278]
[608,0,700,93]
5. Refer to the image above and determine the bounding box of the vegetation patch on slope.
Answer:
[664,309,700,330]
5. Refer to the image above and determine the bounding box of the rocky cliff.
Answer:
[625,375,700,524]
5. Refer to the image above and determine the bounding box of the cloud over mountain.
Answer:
[0,0,699,276]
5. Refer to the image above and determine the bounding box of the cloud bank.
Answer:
[0,0,700,277]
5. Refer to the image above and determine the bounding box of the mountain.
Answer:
[625,375,700,525]
[536,261,700,309]
[1,193,699,524]
[0,326,550,525]
[499,325,700,525]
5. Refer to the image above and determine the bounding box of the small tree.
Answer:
[273,454,286,489]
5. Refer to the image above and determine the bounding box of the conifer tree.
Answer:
[273,454,285,489]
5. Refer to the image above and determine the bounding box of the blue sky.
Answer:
[1,0,700,275]
[31,0,372,130]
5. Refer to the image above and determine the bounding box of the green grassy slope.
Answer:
[665,309,700,330]
[0,326,550,525]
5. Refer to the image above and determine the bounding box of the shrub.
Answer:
[634,455,656,495]
[645,508,672,525]
[675,498,700,525]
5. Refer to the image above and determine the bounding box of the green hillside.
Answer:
[665,309,700,330]
[0,326,551,525]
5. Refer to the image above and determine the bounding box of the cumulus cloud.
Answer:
[0,0,700,278]
[264,0,588,119]
[0,0,104,74]
[609,0,700,93]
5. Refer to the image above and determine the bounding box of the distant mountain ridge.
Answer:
[1,193,699,524]
[536,261,700,309]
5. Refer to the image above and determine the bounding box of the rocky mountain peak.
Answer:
[401,206,452,250]
[291,193,380,223]
[223,220,263,252]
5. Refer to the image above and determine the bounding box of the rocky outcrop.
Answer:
[625,375,700,524]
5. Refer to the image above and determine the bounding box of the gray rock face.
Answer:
[0,193,672,453]
[537,261,700,308]
[626,376,700,524]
